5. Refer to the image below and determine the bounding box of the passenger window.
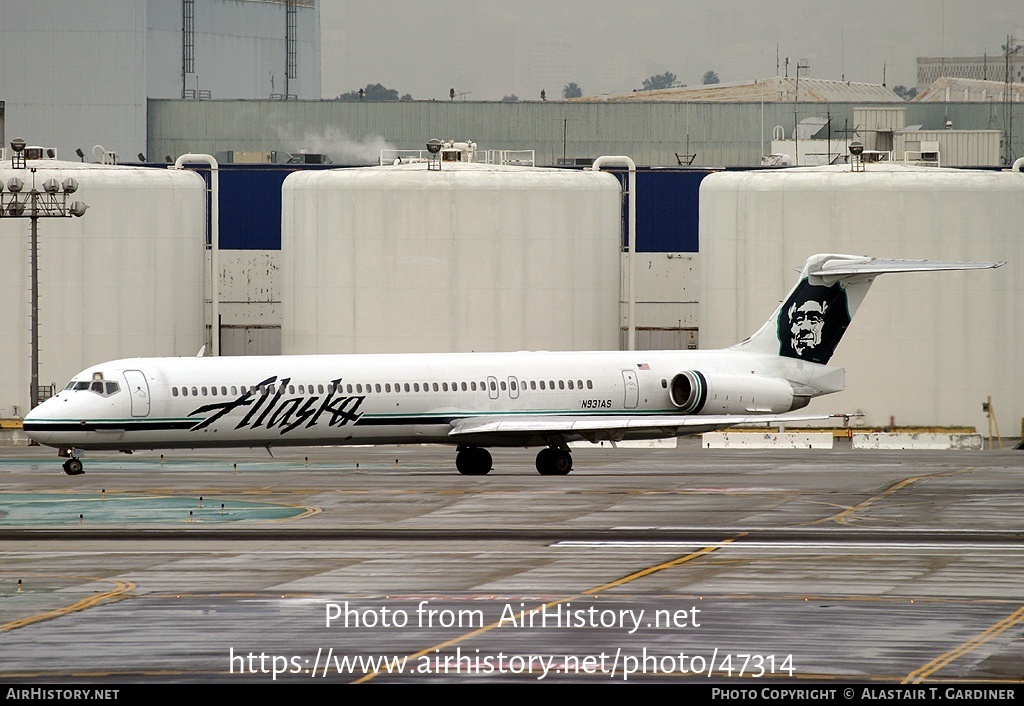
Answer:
[558,381,565,390]
[510,380,517,391]
[201,386,208,396]
[530,381,536,390]
[318,384,324,394]
[490,380,497,391]
[461,382,467,391]
[172,387,179,397]
[539,381,545,390]
[404,383,410,392]
[375,383,381,393]
[471,382,477,391]
[442,382,448,392]
[587,380,593,389]
[414,383,420,392]
[192,387,199,396]
[356,384,363,394]
[288,385,295,394]
[231,386,237,395]
[432,383,439,392]
[568,380,574,390]
[577,380,583,389]
[385,383,391,393]
[661,379,667,388]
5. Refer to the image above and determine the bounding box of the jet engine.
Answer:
[669,371,809,415]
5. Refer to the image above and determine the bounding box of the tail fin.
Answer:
[731,254,1003,364]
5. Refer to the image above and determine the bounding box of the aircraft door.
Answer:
[508,376,520,400]
[486,376,499,400]
[621,370,639,409]
[123,370,151,417]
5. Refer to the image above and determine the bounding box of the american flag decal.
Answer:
[637,363,650,370]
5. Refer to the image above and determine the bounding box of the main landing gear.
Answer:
[535,447,572,476]
[456,446,492,475]
[455,446,573,475]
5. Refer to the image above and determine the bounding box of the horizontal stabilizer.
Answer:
[808,257,1004,284]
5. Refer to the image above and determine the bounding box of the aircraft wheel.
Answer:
[551,449,572,475]
[63,458,84,476]
[536,448,572,475]
[456,447,492,475]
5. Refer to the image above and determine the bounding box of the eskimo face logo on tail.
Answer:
[777,280,851,364]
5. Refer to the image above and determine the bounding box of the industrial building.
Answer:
[917,52,1024,92]
[0,0,320,163]
[1,3,1021,437]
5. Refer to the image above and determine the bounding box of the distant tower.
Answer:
[181,0,195,98]
[285,0,297,99]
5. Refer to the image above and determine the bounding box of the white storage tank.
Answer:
[281,162,623,354]
[699,163,1020,431]
[0,160,206,415]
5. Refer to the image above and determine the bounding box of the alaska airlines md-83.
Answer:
[23,253,1001,476]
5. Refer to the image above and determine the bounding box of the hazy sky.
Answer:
[320,1,1022,100]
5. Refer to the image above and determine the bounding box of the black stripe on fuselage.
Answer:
[26,411,680,435]
[23,420,198,433]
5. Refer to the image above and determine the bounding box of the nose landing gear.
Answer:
[60,449,85,475]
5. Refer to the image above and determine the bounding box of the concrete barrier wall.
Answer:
[0,429,30,447]
[851,433,984,450]
[702,432,834,449]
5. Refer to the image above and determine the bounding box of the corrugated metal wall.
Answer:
[149,99,1024,168]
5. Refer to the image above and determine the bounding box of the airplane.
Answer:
[23,253,1002,476]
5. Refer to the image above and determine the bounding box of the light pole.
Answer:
[0,138,88,409]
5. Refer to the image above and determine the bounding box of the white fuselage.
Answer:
[23,349,842,452]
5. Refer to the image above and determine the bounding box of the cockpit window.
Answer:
[67,375,121,397]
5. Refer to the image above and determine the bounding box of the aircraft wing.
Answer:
[448,413,837,445]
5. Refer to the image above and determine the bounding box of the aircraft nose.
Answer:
[23,403,53,445]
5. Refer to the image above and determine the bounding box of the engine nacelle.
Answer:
[669,371,808,414]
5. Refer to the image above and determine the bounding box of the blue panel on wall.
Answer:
[635,169,712,253]
[204,164,718,253]
[218,166,286,249]
[212,164,336,250]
